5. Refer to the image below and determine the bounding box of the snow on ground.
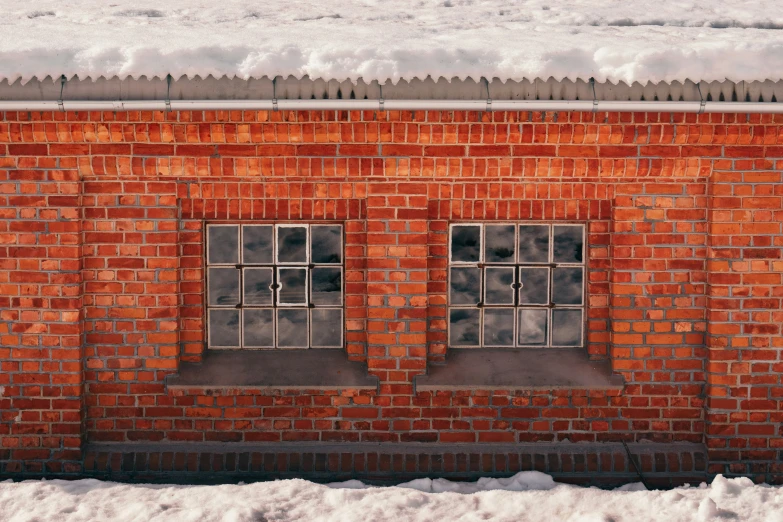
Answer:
[1,472,783,522]
[1,1,783,85]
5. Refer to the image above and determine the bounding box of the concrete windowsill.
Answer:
[166,349,379,391]
[414,348,624,391]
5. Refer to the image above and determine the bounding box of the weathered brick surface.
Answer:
[0,109,781,482]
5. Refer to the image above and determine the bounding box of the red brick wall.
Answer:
[1,109,781,481]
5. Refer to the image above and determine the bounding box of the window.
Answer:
[448,223,585,348]
[206,223,344,349]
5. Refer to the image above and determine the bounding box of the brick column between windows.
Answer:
[366,182,428,385]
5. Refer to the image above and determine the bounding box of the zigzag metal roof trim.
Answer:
[0,76,781,112]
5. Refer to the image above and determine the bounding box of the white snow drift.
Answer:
[1,0,783,85]
[2,472,783,522]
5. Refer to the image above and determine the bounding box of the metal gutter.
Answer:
[0,99,782,113]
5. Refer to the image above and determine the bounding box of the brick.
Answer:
[381,145,423,156]
[8,144,48,156]
[341,408,379,419]
[297,144,337,156]
[469,145,510,156]
[512,145,557,157]
[176,145,216,156]
[133,144,175,156]
[423,146,465,157]
[340,145,378,156]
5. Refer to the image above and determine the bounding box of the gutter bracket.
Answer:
[165,74,172,112]
[57,75,66,112]
[379,84,385,112]
[589,77,598,113]
[697,83,706,114]
[483,77,492,112]
[272,77,279,112]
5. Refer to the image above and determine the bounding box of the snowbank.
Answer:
[1,0,783,85]
[2,472,782,522]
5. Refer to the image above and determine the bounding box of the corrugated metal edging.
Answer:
[1,75,782,103]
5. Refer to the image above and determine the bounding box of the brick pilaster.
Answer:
[0,170,84,474]
[610,181,707,442]
[82,178,180,443]
[705,170,783,480]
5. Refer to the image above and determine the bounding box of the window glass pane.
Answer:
[278,268,308,305]
[483,309,515,347]
[208,267,240,306]
[518,225,550,263]
[243,309,274,348]
[311,225,342,264]
[449,308,480,347]
[449,267,481,305]
[484,267,515,305]
[242,225,274,264]
[277,226,308,263]
[485,224,515,263]
[519,267,549,305]
[552,267,583,305]
[311,267,342,306]
[444,222,586,350]
[243,268,273,306]
[207,221,346,350]
[551,309,583,346]
[209,309,240,348]
[277,309,309,348]
[517,309,547,346]
[450,225,481,263]
[553,225,584,263]
[207,225,239,265]
[311,309,342,348]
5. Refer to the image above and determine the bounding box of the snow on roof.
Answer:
[2,0,783,85]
